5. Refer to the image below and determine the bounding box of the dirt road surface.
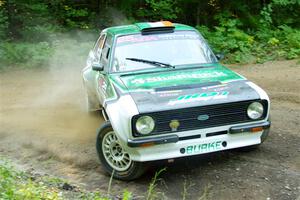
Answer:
[0,60,299,200]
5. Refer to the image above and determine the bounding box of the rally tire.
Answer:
[96,121,146,181]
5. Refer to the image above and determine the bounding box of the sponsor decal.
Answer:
[130,71,227,85]
[181,141,226,154]
[99,78,107,91]
[119,66,245,91]
[168,91,229,105]
[157,34,199,40]
[117,31,199,45]
[117,35,159,44]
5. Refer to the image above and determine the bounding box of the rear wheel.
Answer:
[96,122,146,180]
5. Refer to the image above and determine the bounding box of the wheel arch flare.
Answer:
[104,95,139,149]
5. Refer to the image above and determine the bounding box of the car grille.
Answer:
[131,100,268,137]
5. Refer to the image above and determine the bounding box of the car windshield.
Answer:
[111,31,217,72]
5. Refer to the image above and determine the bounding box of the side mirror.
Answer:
[92,62,104,71]
[215,53,225,61]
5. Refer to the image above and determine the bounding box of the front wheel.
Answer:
[96,122,146,180]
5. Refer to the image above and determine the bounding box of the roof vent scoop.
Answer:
[135,21,175,35]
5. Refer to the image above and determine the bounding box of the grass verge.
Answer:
[0,159,114,200]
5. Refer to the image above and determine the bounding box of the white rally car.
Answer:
[82,22,271,180]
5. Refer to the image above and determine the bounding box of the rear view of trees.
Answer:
[0,0,299,68]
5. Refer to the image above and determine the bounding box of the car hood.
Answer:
[113,65,260,113]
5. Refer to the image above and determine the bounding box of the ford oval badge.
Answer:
[197,114,209,121]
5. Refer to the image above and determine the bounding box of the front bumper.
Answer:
[128,134,179,147]
[126,121,270,162]
[229,121,270,134]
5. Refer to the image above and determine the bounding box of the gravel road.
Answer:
[0,60,299,200]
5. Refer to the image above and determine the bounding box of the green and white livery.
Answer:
[82,21,270,180]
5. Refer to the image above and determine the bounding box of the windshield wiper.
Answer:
[126,58,174,68]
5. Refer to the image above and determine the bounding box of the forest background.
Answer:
[0,0,299,69]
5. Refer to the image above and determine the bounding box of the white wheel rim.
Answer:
[102,131,132,171]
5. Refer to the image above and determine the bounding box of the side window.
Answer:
[94,34,106,62]
[100,34,112,70]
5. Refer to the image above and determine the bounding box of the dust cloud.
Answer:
[0,31,104,169]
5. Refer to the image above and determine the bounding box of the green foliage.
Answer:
[259,4,273,29]
[122,190,133,200]
[0,32,96,70]
[271,0,300,27]
[146,168,166,200]
[0,0,299,67]
[0,42,52,69]
[0,161,63,200]
[4,0,58,41]
[0,2,8,40]
[137,0,181,21]
[273,0,300,6]
[197,14,300,64]
[197,15,256,63]
[0,159,170,200]
[61,5,90,29]
[0,160,124,200]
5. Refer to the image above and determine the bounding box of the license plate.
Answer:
[180,140,226,155]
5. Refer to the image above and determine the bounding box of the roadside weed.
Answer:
[0,159,111,200]
[107,170,115,196]
[182,179,188,200]
[198,184,212,200]
[146,168,166,200]
[181,178,195,200]
[122,189,132,200]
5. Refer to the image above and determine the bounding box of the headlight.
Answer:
[247,102,264,119]
[135,116,155,135]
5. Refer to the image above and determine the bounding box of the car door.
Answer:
[96,34,113,105]
[82,33,106,105]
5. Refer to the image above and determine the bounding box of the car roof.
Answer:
[103,22,196,36]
